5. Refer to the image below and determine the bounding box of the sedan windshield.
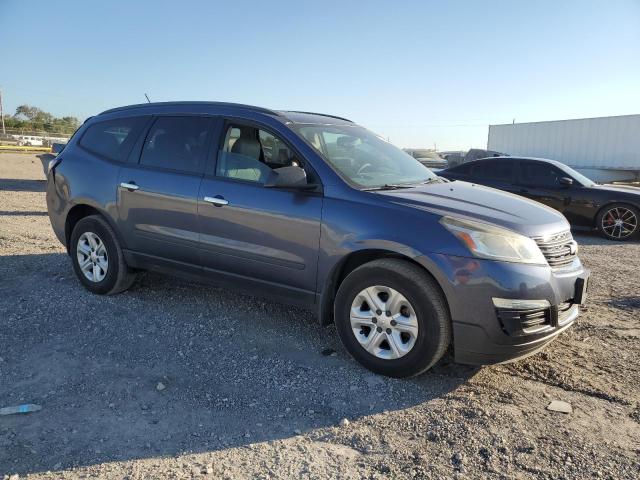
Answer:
[293,124,437,188]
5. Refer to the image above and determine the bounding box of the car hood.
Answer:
[592,183,640,198]
[375,180,569,237]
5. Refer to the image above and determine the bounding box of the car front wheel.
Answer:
[334,259,451,378]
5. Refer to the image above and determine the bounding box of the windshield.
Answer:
[293,124,437,188]
[559,164,596,187]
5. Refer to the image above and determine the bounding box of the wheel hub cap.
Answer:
[76,232,108,283]
[350,285,419,360]
[602,207,637,239]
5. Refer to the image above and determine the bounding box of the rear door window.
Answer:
[473,160,514,182]
[140,116,210,174]
[79,117,145,161]
[447,162,473,176]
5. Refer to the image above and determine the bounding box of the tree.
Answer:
[10,105,80,134]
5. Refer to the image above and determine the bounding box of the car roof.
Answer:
[472,156,567,168]
[99,101,353,125]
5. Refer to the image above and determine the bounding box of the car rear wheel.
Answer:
[70,215,138,294]
[334,259,451,377]
[596,203,639,241]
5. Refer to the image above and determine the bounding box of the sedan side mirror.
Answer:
[265,165,314,189]
[559,177,574,187]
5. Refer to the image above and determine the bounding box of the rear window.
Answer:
[80,117,145,161]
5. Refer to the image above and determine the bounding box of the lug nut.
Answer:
[390,319,397,326]
[376,309,382,315]
[386,328,392,334]
[372,318,377,324]
[385,310,391,316]
[376,327,382,333]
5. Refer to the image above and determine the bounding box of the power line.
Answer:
[0,88,5,135]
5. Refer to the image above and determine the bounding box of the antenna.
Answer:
[144,93,151,104]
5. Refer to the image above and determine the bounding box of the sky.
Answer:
[1,0,639,150]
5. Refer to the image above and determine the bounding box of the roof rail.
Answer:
[284,111,353,123]
[100,101,281,116]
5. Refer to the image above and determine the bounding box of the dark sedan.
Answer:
[439,156,640,241]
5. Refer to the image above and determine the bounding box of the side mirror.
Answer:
[265,165,313,189]
[559,177,574,187]
[51,143,66,155]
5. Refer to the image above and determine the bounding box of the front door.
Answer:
[117,115,212,266]
[197,121,323,304]
[516,161,568,214]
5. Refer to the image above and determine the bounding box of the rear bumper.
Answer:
[45,174,67,248]
[419,253,589,366]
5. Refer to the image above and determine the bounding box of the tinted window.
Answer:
[448,162,473,175]
[217,124,301,184]
[474,160,514,182]
[80,117,144,161]
[140,117,210,174]
[522,162,561,187]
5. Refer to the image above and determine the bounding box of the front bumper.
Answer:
[424,253,589,365]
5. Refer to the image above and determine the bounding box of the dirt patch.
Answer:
[1,153,638,479]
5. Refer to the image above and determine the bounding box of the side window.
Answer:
[449,162,473,175]
[522,162,561,187]
[79,117,145,161]
[216,124,301,184]
[474,160,514,182]
[140,116,209,174]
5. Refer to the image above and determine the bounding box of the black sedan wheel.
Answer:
[596,204,639,241]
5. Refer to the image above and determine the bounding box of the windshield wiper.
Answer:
[362,177,444,191]
[362,183,414,191]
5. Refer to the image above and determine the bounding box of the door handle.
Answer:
[204,196,229,207]
[120,182,139,191]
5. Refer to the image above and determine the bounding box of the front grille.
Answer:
[533,230,577,268]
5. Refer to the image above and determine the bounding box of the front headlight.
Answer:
[440,216,547,265]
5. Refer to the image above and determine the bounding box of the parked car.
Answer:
[439,156,640,241]
[46,102,589,377]
[402,149,448,169]
[16,135,44,146]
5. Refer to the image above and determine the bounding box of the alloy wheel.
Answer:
[601,207,638,239]
[350,285,419,360]
[76,232,109,282]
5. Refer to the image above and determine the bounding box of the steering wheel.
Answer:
[356,163,373,176]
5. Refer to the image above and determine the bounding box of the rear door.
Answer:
[196,119,323,304]
[469,159,518,193]
[117,115,212,266]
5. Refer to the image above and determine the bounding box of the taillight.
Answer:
[48,157,62,174]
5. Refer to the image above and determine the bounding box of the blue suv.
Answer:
[46,102,589,377]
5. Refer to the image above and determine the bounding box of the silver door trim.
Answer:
[203,196,229,206]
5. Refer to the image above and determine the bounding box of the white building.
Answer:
[488,114,640,182]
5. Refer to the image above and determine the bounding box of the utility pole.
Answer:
[0,88,5,135]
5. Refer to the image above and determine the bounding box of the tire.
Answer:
[596,203,640,241]
[334,258,451,378]
[69,215,138,295]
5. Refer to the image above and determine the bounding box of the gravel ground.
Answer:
[1,153,639,479]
